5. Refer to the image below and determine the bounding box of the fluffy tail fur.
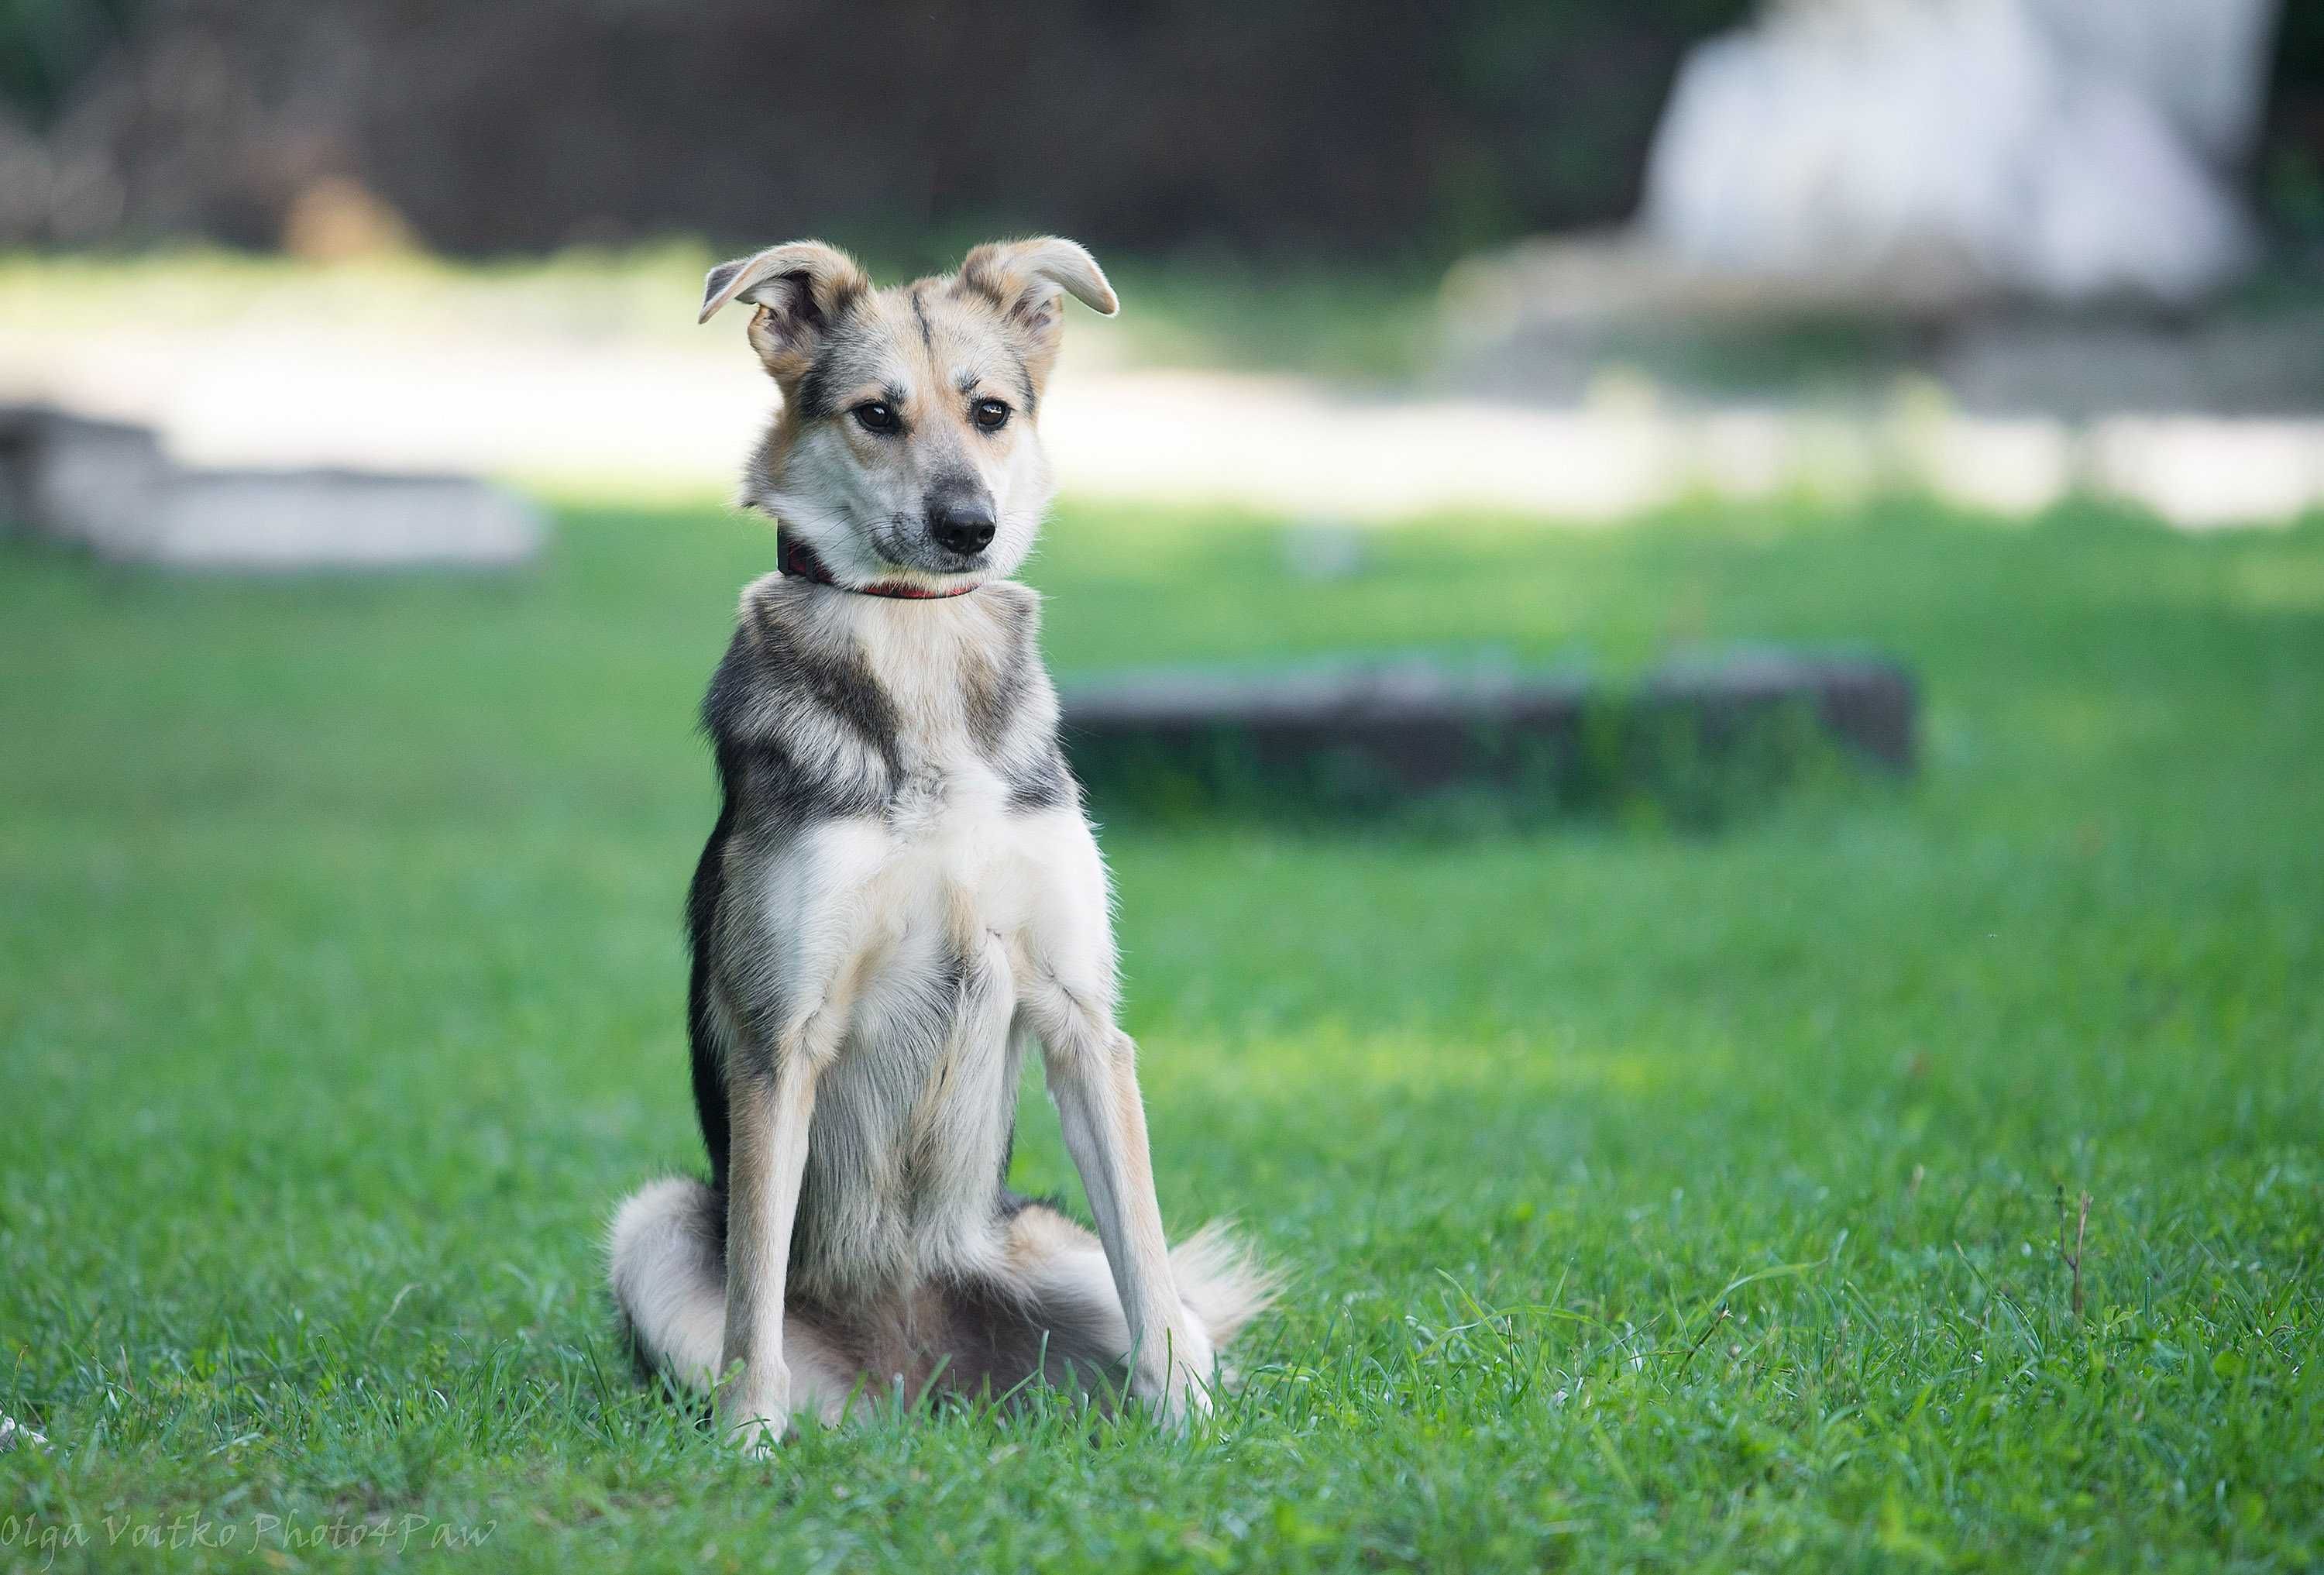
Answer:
[607,1177,1276,1419]
[607,1177,731,1391]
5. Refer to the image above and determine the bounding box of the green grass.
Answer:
[2,494,2319,1571]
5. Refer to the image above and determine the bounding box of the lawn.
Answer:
[1,493,2319,1571]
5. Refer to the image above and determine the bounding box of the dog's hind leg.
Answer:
[606,1176,861,1423]
[968,1199,1275,1406]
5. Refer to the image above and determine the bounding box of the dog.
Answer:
[607,236,1273,1446]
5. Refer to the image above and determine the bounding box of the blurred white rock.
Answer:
[1643,0,2280,304]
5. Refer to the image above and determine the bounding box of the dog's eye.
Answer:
[972,398,1011,432]
[852,401,899,434]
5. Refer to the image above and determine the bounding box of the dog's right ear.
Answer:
[698,240,871,382]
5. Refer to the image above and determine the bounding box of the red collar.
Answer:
[778,535,978,600]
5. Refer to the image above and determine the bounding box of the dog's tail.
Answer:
[607,1176,728,1391]
[607,1178,1277,1408]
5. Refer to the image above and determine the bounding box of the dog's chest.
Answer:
[886,725,1005,843]
[793,686,1046,1289]
[860,612,1049,893]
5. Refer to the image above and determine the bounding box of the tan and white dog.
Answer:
[607,237,1272,1446]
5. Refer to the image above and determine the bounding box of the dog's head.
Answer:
[700,237,1116,592]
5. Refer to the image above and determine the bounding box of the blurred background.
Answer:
[2,0,2322,521]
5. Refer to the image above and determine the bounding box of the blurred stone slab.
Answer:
[1934,314,2324,421]
[0,406,170,549]
[1061,650,1915,825]
[1440,233,2324,418]
[0,403,543,569]
[125,469,543,569]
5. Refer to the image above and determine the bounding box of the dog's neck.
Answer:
[777,534,980,600]
[740,566,1059,795]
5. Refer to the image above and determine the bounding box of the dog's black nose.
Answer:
[928,502,997,557]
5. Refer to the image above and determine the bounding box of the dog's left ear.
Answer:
[958,237,1117,393]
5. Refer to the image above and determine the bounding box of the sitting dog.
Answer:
[608,237,1271,1444]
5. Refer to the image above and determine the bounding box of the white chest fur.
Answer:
[821,588,1067,924]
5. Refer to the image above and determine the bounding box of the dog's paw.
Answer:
[717,1363,793,1453]
[720,1394,792,1452]
[1145,1376,1215,1436]
[1139,1323,1219,1431]
[1164,1377,1216,1429]
[724,1412,789,1454]
[0,1414,46,1453]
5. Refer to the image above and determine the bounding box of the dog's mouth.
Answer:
[779,533,984,600]
[868,519,989,579]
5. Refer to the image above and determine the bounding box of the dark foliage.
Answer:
[2,0,1742,259]
[8,2,2322,260]
[2264,0,2324,242]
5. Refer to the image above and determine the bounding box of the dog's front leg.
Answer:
[717,1041,821,1450]
[716,827,888,1459]
[1023,975,1216,1424]
[718,872,881,1449]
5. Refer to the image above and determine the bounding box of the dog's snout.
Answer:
[931,510,995,555]
[927,484,997,557]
